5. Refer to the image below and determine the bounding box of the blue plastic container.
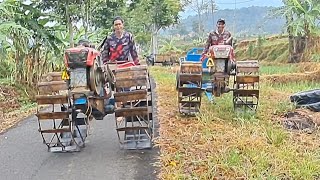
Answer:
[184,47,215,102]
[185,48,208,68]
[75,97,87,105]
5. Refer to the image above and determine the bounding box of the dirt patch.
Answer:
[280,109,320,133]
[261,70,320,84]
[297,62,320,72]
[0,85,35,134]
[0,108,36,134]
[0,85,21,113]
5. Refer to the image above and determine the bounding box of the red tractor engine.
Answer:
[208,44,236,75]
[64,46,104,96]
[204,44,237,97]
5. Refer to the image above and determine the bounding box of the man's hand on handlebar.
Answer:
[134,59,140,65]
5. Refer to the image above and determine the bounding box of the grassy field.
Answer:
[235,37,289,63]
[260,64,299,75]
[151,64,320,179]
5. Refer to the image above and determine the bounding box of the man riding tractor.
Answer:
[100,16,140,86]
[200,18,236,95]
[201,18,234,61]
[101,16,140,66]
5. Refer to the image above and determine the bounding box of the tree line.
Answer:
[0,0,184,86]
[0,0,318,87]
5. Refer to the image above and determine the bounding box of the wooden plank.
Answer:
[179,102,201,107]
[115,77,147,89]
[213,72,229,78]
[116,126,149,131]
[36,112,70,120]
[42,72,62,82]
[237,67,259,73]
[115,107,148,117]
[179,100,201,104]
[236,75,259,83]
[178,87,202,93]
[114,90,147,102]
[35,94,68,105]
[179,74,202,82]
[114,65,147,73]
[115,74,147,81]
[178,87,202,96]
[40,128,70,134]
[38,81,68,94]
[119,108,153,122]
[180,63,202,74]
[236,60,259,73]
[115,70,147,79]
[236,60,259,67]
[233,89,259,97]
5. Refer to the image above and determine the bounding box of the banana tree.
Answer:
[276,0,320,62]
[0,0,69,85]
[0,1,33,83]
[159,37,181,53]
[282,0,320,37]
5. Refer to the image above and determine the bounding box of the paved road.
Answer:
[0,112,159,180]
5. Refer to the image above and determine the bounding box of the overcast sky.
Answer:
[215,0,283,9]
[181,0,283,17]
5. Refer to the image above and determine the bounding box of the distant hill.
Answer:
[164,6,286,37]
[179,0,284,18]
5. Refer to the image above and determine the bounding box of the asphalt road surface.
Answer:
[0,112,159,180]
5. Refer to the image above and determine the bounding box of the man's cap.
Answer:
[78,39,90,47]
[217,18,226,24]
[113,16,124,24]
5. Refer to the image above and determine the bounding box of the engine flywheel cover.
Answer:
[89,59,104,96]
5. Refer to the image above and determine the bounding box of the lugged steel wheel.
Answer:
[176,62,203,116]
[232,60,260,112]
[113,65,154,150]
[36,72,90,152]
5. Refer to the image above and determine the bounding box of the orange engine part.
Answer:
[64,46,101,68]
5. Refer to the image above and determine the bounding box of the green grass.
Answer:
[270,81,320,93]
[235,36,289,62]
[151,67,176,82]
[260,64,299,75]
[0,78,14,85]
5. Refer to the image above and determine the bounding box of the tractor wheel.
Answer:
[177,62,203,116]
[232,60,260,112]
[113,65,154,150]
